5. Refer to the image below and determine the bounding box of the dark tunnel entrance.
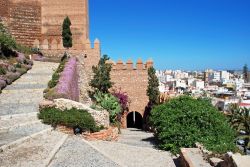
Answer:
[127,111,143,129]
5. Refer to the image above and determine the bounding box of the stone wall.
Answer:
[0,0,42,46]
[108,59,153,127]
[0,0,9,20]
[0,0,89,49]
[41,0,89,50]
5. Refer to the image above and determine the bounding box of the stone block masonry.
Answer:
[0,0,42,46]
[0,0,89,50]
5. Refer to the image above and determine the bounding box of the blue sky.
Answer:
[89,0,250,70]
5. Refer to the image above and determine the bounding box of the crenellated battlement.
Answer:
[107,59,153,70]
[33,38,100,51]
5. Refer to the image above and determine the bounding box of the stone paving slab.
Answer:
[0,103,38,116]
[90,140,176,167]
[0,115,38,131]
[49,136,120,167]
[0,131,67,167]
[0,122,50,147]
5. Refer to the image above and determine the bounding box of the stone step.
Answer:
[0,122,51,148]
[3,83,47,90]
[89,140,176,167]
[0,130,68,167]
[48,136,120,167]
[0,103,38,116]
[0,114,38,132]
[117,138,156,148]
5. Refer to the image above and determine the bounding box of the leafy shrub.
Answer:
[93,91,121,123]
[47,59,67,89]
[44,88,60,100]
[0,66,6,75]
[38,107,99,132]
[15,63,22,68]
[16,67,27,75]
[48,72,60,88]
[150,96,236,154]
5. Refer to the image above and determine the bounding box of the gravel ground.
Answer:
[0,131,67,167]
[49,136,120,167]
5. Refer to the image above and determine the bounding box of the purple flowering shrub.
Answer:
[112,88,130,112]
[45,57,79,102]
[56,57,79,101]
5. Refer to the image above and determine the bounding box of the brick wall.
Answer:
[41,0,89,50]
[0,0,42,46]
[0,0,9,19]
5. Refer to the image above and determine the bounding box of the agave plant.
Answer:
[93,91,122,123]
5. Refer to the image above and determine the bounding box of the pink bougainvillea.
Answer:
[56,57,79,102]
[112,89,130,112]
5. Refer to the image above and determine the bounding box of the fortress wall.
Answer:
[0,0,9,20]
[109,60,153,117]
[41,0,89,50]
[0,0,42,46]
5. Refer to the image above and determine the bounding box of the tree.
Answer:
[90,55,113,93]
[62,16,72,49]
[243,64,248,82]
[147,67,160,105]
[150,96,236,154]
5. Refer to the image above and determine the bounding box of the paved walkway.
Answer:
[90,128,176,167]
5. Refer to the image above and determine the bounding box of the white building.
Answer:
[220,71,230,82]
[172,70,189,79]
[175,79,187,88]
[194,80,205,90]
[208,71,220,82]
[159,82,169,93]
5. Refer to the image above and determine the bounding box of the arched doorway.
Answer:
[127,111,143,129]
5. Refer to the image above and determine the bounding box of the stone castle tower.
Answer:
[0,0,98,52]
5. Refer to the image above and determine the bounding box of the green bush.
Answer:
[0,66,6,75]
[48,72,60,88]
[15,63,22,68]
[47,59,67,89]
[38,107,99,132]
[16,67,27,75]
[150,96,236,154]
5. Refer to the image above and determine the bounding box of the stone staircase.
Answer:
[0,61,69,167]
